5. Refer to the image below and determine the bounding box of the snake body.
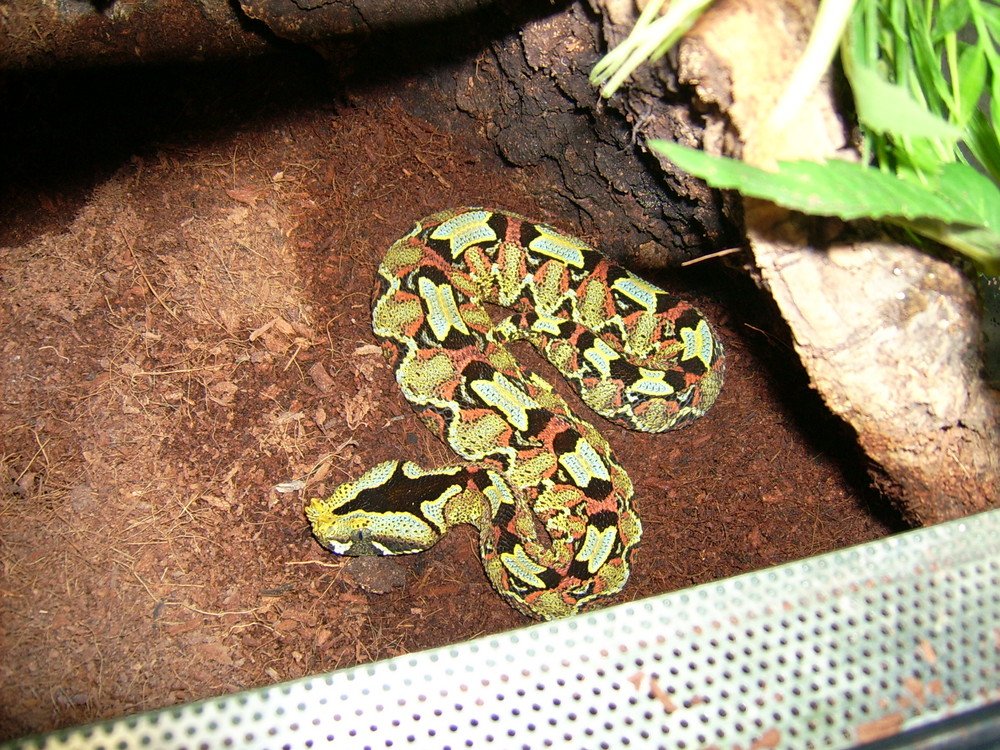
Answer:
[306,208,724,620]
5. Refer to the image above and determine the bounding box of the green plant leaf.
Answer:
[957,42,988,127]
[895,135,951,176]
[652,142,964,222]
[937,162,1000,233]
[933,0,971,40]
[904,4,954,110]
[651,141,1000,272]
[847,58,964,140]
[590,0,711,96]
[904,218,1000,271]
[979,0,1000,40]
[964,109,1000,184]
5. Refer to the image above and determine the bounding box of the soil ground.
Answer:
[0,53,900,740]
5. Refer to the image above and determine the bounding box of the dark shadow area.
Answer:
[0,0,570,247]
[0,48,334,245]
[712,263,909,534]
[638,241,907,534]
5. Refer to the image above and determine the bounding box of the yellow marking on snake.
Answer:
[418,277,471,340]
[584,338,621,378]
[530,312,564,336]
[527,224,586,267]
[353,460,397,490]
[630,368,675,397]
[429,209,497,258]
[575,525,618,575]
[484,470,515,516]
[419,485,463,531]
[402,461,463,479]
[558,438,610,487]
[501,544,548,589]
[367,512,439,554]
[613,276,660,312]
[681,319,716,370]
[470,371,540,432]
[447,412,516,463]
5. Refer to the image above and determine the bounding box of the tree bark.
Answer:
[238,0,495,43]
[453,1,741,266]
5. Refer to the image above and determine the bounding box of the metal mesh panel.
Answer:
[8,509,1000,750]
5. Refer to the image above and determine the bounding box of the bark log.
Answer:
[0,0,492,69]
[237,0,495,44]
[453,1,741,265]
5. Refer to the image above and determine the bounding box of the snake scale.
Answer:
[306,208,724,620]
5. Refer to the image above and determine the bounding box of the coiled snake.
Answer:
[306,208,724,620]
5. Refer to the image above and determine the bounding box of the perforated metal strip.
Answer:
[8,509,1000,750]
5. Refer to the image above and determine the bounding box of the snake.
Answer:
[305,208,724,620]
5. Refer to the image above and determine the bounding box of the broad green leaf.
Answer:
[847,58,963,140]
[650,141,1000,272]
[932,0,971,40]
[652,142,965,223]
[937,162,1000,232]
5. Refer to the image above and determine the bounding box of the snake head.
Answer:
[305,459,464,557]
[306,505,440,556]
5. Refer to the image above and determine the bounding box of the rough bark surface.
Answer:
[665,0,1000,524]
[238,0,494,43]
[747,206,1000,524]
[453,1,740,265]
